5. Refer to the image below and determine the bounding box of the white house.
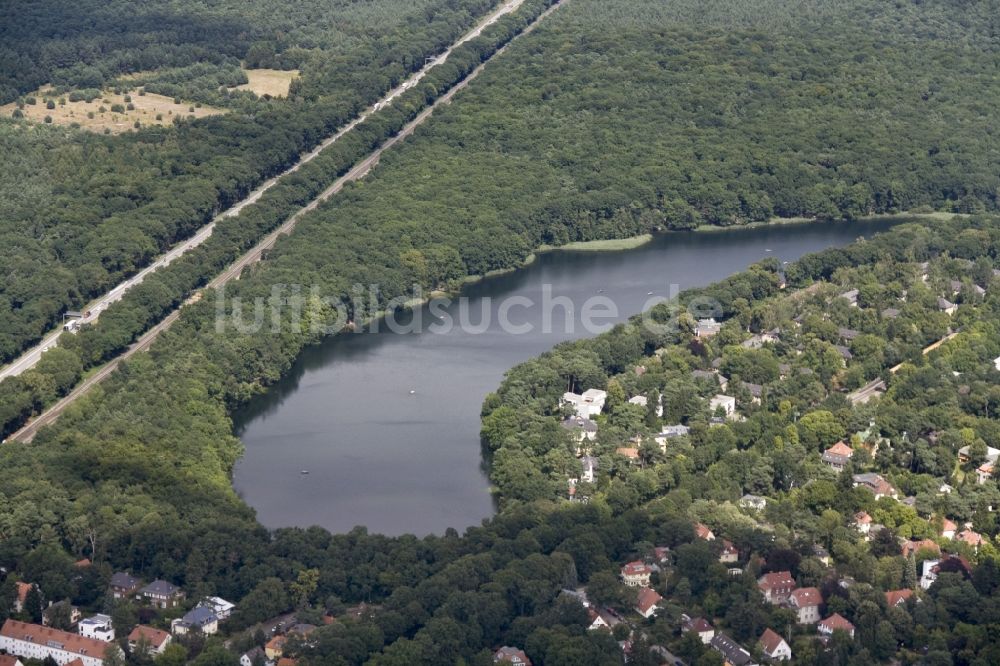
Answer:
[197,597,235,621]
[77,615,114,642]
[758,628,791,662]
[787,587,821,624]
[561,416,598,444]
[620,561,652,587]
[561,389,607,418]
[635,588,662,619]
[681,616,715,645]
[240,647,272,666]
[0,620,120,666]
[709,394,736,418]
[580,456,598,484]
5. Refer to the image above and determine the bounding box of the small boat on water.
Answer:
[300,470,309,475]
[409,389,416,395]
[647,291,654,295]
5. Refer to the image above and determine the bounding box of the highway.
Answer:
[0,0,526,384]
[7,0,567,443]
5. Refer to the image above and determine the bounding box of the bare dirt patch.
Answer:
[233,69,300,97]
[2,87,225,134]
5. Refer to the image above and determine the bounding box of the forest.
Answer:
[1,0,1000,664]
[0,0,497,362]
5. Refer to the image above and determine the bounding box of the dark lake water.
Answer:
[232,218,900,535]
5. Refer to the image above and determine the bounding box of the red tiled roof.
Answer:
[128,625,171,648]
[789,587,822,607]
[15,583,31,603]
[694,523,715,540]
[758,628,786,655]
[636,588,662,614]
[884,589,913,607]
[901,539,940,558]
[615,447,640,459]
[825,441,854,457]
[621,561,652,576]
[819,613,854,633]
[758,571,796,591]
[854,511,871,524]
[957,530,985,547]
[685,617,713,633]
[1,620,110,658]
[0,655,23,666]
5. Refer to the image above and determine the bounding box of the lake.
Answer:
[232,218,900,535]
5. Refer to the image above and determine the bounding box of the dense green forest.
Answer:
[0,0,497,362]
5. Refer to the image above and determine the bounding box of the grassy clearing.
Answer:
[539,235,654,252]
[1,87,225,134]
[233,69,300,97]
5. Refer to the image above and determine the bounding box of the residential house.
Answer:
[579,456,598,484]
[692,369,728,391]
[709,394,736,419]
[654,425,689,450]
[681,617,715,645]
[719,540,739,563]
[757,572,796,604]
[652,546,671,564]
[620,561,652,587]
[695,523,716,541]
[0,620,120,666]
[710,633,757,666]
[197,597,235,621]
[786,587,821,624]
[561,417,598,448]
[740,382,763,404]
[901,539,939,559]
[818,613,855,639]
[0,656,24,666]
[812,545,831,567]
[739,494,767,511]
[976,462,994,485]
[940,517,957,540]
[838,327,860,341]
[635,588,662,619]
[921,555,973,589]
[561,389,607,418]
[758,628,791,662]
[128,626,171,656]
[264,636,287,661]
[43,603,80,628]
[627,395,648,408]
[853,511,872,535]
[493,646,531,665]
[833,345,853,362]
[239,647,270,666]
[12,583,33,614]
[958,445,1000,465]
[696,318,722,338]
[77,616,113,642]
[957,529,986,551]
[840,289,859,306]
[586,608,620,632]
[821,441,854,471]
[937,297,957,315]
[139,581,183,609]
[170,607,218,636]
[885,590,913,608]
[615,446,640,461]
[108,573,140,600]
[852,473,899,500]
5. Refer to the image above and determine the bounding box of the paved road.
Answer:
[7,0,567,443]
[0,0,526,384]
